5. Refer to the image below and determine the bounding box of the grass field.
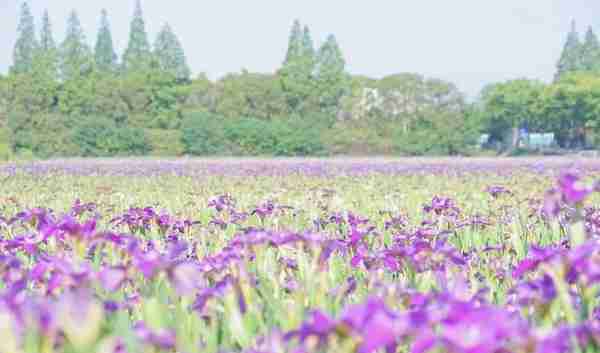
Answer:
[0,157,599,353]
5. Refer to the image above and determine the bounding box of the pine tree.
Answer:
[94,9,118,73]
[59,10,92,81]
[122,0,151,72]
[284,20,304,64]
[153,23,191,81]
[555,20,584,81]
[581,26,600,72]
[315,34,350,113]
[12,2,38,74]
[279,20,317,113]
[302,25,315,61]
[34,9,59,83]
[39,10,56,52]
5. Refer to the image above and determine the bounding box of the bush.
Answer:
[145,129,185,156]
[222,118,278,155]
[181,112,229,155]
[181,113,325,156]
[0,127,11,160]
[270,118,326,156]
[322,121,392,155]
[222,117,324,156]
[8,112,80,158]
[72,118,150,157]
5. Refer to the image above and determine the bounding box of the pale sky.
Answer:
[0,0,598,97]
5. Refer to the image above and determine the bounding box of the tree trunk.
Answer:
[502,126,520,156]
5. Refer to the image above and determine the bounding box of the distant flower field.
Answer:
[1,158,600,353]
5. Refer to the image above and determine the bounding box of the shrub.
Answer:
[222,118,278,155]
[0,127,11,160]
[72,118,150,157]
[145,129,185,156]
[222,117,325,156]
[181,112,229,155]
[8,112,80,158]
[322,121,392,155]
[270,118,325,156]
[181,114,325,156]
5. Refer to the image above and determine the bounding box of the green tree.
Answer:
[39,10,56,53]
[555,20,583,81]
[153,23,191,81]
[215,71,287,120]
[59,10,93,81]
[480,79,545,152]
[32,9,59,99]
[7,111,78,158]
[284,20,303,63]
[12,2,38,74]
[72,117,150,156]
[279,20,316,113]
[122,0,151,72]
[376,73,426,132]
[581,26,600,72]
[94,9,118,73]
[539,73,600,148]
[314,34,351,114]
[181,112,228,155]
[302,25,315,61]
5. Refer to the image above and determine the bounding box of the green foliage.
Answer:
[480,79,545,149]
[122,0,151,73]
[555,20,584,81]
[94,9,118,73]
[284,20,304,63]
[154,24,190,81]
[35,10,59,84]
[322,121,392,155]
[12,2,37,74]
[279,20,317,114]
[215,71,288,120]
[394,111,476,156]
[59,11,93,81]
[181,113,324,156]
[314,35,351,114]
[4,3,598,158]
[222,117,324,156]
[145,129,185,156]
[181,112,228,155]
[7,112,79,158]
[581,27,600,72]
[39,10,56,53]
[0,127,11,160]
[72,118,150,157]
[538,73,600,148]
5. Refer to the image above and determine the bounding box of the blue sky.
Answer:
[0,0,598,97]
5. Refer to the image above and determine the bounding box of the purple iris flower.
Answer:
[558,171,592,205]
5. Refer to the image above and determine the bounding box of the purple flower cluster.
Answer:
[0,165,599,353]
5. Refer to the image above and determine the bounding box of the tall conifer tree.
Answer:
[581,26,600,72]
[153,23,191,81]
[34,9,59,85]
[59,10,92,81]
[39,10,56,52]
[284,20,303,64]
[280,20,317,113]
[315,34,350,113]
[122,0,151,72]
[12,2,38,74]
[555,20,584,81]
[94,9,118,73]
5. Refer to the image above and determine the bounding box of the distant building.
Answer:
[526,133,555,149]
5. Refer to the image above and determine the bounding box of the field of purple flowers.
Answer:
[1,158,600,353]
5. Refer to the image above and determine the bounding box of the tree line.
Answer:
[0,2,598,159]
